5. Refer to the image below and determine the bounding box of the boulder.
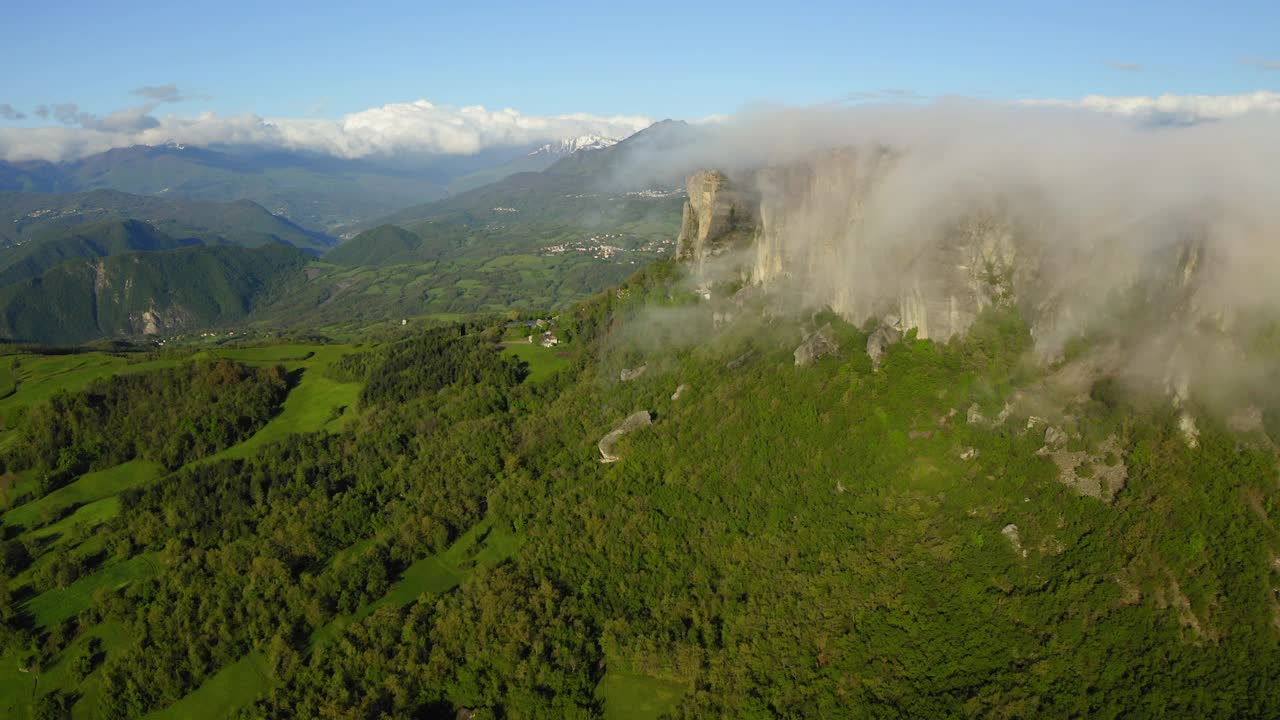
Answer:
[966,404,987,426]
[727,351,753,370]
[794,323,839,366]
[671,384,689,401]
[1043,425,1068,448]
[866,325,902,370]
[620,365,648,382]
[1037,433,1128,503]
[674,170,758,275]
[598,411,652,463]
[1178,411,1200,448]
[1001,523,1024,555]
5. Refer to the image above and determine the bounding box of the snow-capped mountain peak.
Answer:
[528,134,618,158]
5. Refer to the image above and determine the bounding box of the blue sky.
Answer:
[3,0,1277,122]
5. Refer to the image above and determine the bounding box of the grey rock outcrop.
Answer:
[1044,425,1068,447]
[598,411,652,463]
[866,324,902,370]
[733,153,1021,343]
[794,323,839,366]
[726,351,753,370]
[1001,524,1025,557]
[674,170,758,279]
[967,404,987,426]
[1037,432,1128,503]
[1178,412,1200,449]
[620,365,648,382]
[671,384,689,401]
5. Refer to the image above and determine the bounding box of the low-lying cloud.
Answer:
[614,96,1280,408]
[6,90,1277,165]
[0,98,654,163]
[1021,90,1280,124]
[132,84,186,103]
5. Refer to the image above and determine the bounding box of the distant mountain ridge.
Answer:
[0,218,201,287]
[443,133,624,195]
[0,131,648,232]
[328,122,693,270]
[526,134,619,157]
[0,189,333,252]
[0,144,454,232]
[374,120,694,232]
[0,243,306,344]
[324,224,421,266]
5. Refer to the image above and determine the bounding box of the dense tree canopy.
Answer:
[1,269,1278,719]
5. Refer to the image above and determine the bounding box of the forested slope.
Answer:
[0,261,1277,718]
[0,244,306,345]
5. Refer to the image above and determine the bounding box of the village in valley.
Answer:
[497,315,577,381]
[539,232,674,262]
[504,317,560,347]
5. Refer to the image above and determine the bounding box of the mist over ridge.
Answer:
[613,101,1280,415]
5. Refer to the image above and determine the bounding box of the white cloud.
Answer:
[132,84,186,102]
[1021,90,1280,123]
[5,92,1276,164]
[0,98,654,163]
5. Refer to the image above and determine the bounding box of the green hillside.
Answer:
[0,243,306,344]
[0,259,1276,718]
[1,145,453,233]
[443,146,568,194]
[323,224,421,266]
[0,160,76,193]
[301,124,690,325]
[68,146,453,234]
[0,189,332,253]
[375,119,693,232]
[0,219,201,287]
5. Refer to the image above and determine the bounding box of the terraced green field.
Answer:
[311,518,524,645]
[153,519,523,720]
[3,460,161,531]
[25,554,162,627]
[196,345,317,363]
[0,341,529,719]
[27,496,120,548]
[0,343,365,718]
[502,341,576,383]
[598,669,689,720]
[145,651,272,720]
[0,360,16,399]
[0,352,179,427]
[200,345,361,462]
[0,621,129,720]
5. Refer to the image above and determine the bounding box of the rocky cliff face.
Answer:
[674,170,758,279]
[672,150,1261,411]
[675,153,1022,343]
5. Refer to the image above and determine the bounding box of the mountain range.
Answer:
[0,241,305,344]
[0,121,698,343]
[442,134,621,195]
[0,135,647,233]
[0,188,332,252]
